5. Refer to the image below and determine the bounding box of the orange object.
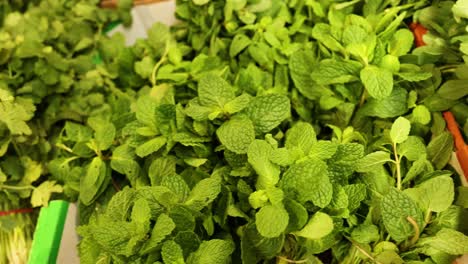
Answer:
[443,111,468,181]
[409,22,428,47]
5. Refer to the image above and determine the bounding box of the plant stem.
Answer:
[351,241,384,264]
[276,256,309,264]
[393,142,402,190]
[0,184,34,191]
[406,216,421,247]
[424,210,432,224]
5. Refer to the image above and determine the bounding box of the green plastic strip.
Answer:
[28,201,69,264]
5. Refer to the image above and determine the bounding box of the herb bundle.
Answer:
[1,0,468,263]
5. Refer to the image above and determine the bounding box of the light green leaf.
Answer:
[293,212,333,240]
[187,239,234,264]
[381,188,424,242]
[80,157,108,205]
[141,213,176,254]
[223,94,251,114]
[388,29,414,56]
[245,94,290,133]
[360,65,393,100]
[198,74,235,107]
[162,240,185,264]
[285,122,317,155]
[356,151,392,172]
[280,159,332,207]
[398,136,427,161]
[135,136,167,158]
[427,132,454,170]
[247,140,280,189]
[216,118,255,154]
[422,228,468,255]
[351,224,380,244]
[255,205,289,238]
[111,144,140,181]
[411,105,431,125]
[405,176,454,212]
[185,178,221,210]
[31,181,63,207]
[390,117,411,144]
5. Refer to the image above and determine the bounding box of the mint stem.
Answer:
[393,142,402,190]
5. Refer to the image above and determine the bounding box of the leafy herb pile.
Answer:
[2,0,468,263]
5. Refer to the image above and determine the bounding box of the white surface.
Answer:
[57,203,79,264]
[108,1,177,46]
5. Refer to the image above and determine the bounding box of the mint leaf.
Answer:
[381,188,424,242]
[142,213,176,254]
[351,224,380,244]
[80,157,108,205]
[198,74,235,108]
[216,118,255,154]
[162,240,185,264]
[356,151,392,172]
[255,205,289,238]
[427,132,454,170]
[293,212,334,240]
[405,176,454,213]
[390,117,411,144]
[285,122,317,155]
[421,228,468,255]
[388,29,414,56]
[31,181,63,207]
[187,239,235,264]
[185,178,221,210]
[245,94,290,133]
[247,140,280,189]
[280,159,332,207]
[360,65,393,99]
[135,136,167,158]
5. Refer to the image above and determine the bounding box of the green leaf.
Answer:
[284,198,308,232]
[162,240,186,264]
[89,120,116,151]
[285,122,317,155]
[247,140,280,189]
[80,157,108,205]
[31,181,63,207]
[360,65,393,100]
[141,213,176,254]
[135,56,155,79]
[0,100,34,135]
[293,212,333,240]
[255,205,289,238]
[187,239,234,264]
[361,88,408,118]
[280,159,332,207]
[437,80,468,100]
[351,224,380,244]
[311,59,361,85]
[381,188,424,242]
[185,178,221,210]
[388,29,414,56]
[390,117,411,144]
[421,228,468,255]
[405,176,454,212]
[356,151,392,172]
[343,184,367,211]
[229,34,251,57]
[135,136,167,158]
[223,94,251,114]
[427,132,454,170]
[111,144,140,181]
[245,94,290,133]
[411,105,431,125]
[308,141,339,160]
[216,118,255,154]
[198,74,235,108]
[398,136,427,161]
